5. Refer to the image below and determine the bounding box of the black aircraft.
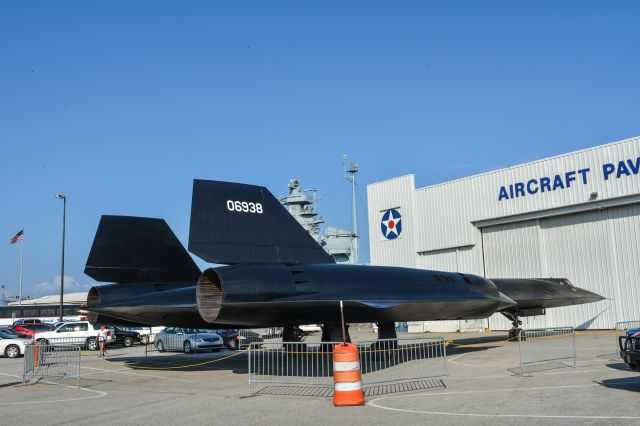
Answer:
[85,179,603,341]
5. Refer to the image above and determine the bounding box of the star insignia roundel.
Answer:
[381,209,402,239]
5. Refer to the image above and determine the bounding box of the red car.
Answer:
[13,323,55,336]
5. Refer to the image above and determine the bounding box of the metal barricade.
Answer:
[23,344,81,388]
[516,327,576,374]
[248,337,448,396]
[360,337,448,387]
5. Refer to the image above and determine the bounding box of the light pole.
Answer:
[55,194,66,322]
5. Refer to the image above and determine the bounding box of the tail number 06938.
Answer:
[226,200,263,214]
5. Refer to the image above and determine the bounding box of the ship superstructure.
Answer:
[281,178,356,264]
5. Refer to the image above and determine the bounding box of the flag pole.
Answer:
[18,238,24,306]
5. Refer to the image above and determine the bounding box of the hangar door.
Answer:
[482,204,640,330]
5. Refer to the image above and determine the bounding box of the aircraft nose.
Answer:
[574,287,605,304]
[497,291,516,310]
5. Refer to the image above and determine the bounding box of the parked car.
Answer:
[122,326,165,344]
[13,323,55,337]
[0,329,30,358]
[12,318,43,326]
[109,327,142,347]
[154,328,224,353]
[34,321,113,350]
[210,329,241,350]
[1,327,31,339]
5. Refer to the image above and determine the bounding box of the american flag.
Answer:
[9,229,24,244]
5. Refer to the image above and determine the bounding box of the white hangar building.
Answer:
[367,136,640,331]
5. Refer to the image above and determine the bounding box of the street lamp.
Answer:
[55,194,66,322]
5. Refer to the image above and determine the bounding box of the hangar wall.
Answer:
[367,136,640,330]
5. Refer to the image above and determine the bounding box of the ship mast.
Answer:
[343,155,359,264]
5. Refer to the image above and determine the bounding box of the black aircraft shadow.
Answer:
[108,339,498,377]
[106,350,249,373]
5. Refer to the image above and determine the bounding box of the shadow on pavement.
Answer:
[252,378,446,398]
[598,376,640,393]
[605,362,638,372]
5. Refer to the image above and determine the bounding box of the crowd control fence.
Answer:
[516,327,576,374]
[23,343,81,388]
[247,337,448,396]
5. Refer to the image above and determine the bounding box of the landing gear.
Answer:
[282,325,307,342]
[507,328,524,340]
[372,322,398,359]
[321,323,350,343]
[376,322,397,340]
[501,312,524,341]
[282,325,307,352]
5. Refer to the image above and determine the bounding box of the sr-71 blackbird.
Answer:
[85,179,603,341]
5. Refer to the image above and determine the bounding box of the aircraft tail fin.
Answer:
[85,215,200,283]
[188,179,334,265]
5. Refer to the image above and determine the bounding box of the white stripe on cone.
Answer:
[334,361,360,371]
[334,381,362,391]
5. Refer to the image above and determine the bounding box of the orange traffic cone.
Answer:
[333,342,365,406]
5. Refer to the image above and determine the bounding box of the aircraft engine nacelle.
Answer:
[196,263,514,326]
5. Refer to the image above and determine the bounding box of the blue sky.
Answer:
[1,1,638,299]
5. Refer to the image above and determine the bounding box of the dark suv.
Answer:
[619,328,640,370]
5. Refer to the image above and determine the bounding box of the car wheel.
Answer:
[123,337,134,347]
[5,344,20,358]
[141,335,149,345]
[227,338,238,350]
[183,341,193,354]
[156,340,165,352]
[87,338,98,351]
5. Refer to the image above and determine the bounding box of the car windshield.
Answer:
[183,329,218,334]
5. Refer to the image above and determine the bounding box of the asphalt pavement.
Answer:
[1,330,638,426]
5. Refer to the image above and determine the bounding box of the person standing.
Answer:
[97,325,108,357]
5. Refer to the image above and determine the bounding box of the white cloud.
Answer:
[32,275,92,297]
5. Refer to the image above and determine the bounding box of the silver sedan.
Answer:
[154,327,224,353]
